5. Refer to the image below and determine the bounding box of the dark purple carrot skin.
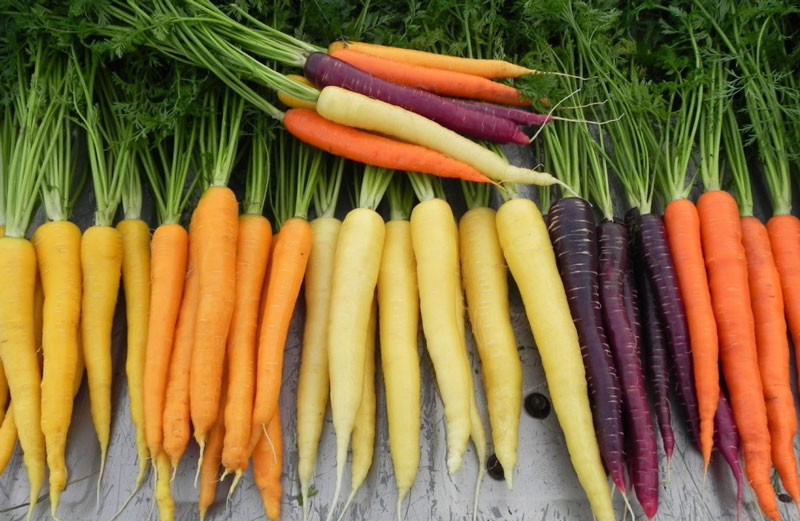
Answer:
[304,53,530,145]
[638,270,676,460]
[626,208,675,460]
[547,197,627,492]
[598,219,659,518]
[715,393,743,519]
[635,212,702,447]
[446,97,552,126]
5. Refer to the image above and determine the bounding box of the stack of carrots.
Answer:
[4,3,800,521]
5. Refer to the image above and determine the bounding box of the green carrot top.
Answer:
[408,172,445,204]
[271,132,323,229]
[72,50,135,227]
[243,117,273,216]
[724,103,754,218]
[5,41,67,237]
[140,114,200,226]
[197,88,245,189]
[356,164,393,211]
[312,156,344,219]
[388,177,414,221]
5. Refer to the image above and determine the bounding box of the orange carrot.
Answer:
[143,224,189,457]
[283,109,495,184]
[768,215,800,395]
[328,41,533,78]
[253,410,283,521]
[697,190,776,521]
[162,217,199,470]
[663,199,718,467]
[190,92,244,460]
[221,215,272,479]
[330,48,529,106]
[190,185,239,454]
[252,217,312,427]
[741,216,800,502]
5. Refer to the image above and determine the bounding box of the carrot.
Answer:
[378,179,420,514]
[314,87,561,186]
[72,53,138,504]
[31,95,83,518]
[328,41,534,78]
[117,169,152,490]
[663,199,718,465]
[283,109,495,184]
[495,197,614,521]
[140,125,197,462]
[326,165,390,521]
[221,120,273,486]
[157,121,204,471]
[725,106,800,505]
[459,195,521,486]
[408,177,471,476]
[253,410,283,521]
[143,224,189,454]
[337,298,378,521]
[698,191,775,520]
[190,91,244,462]
[1,43,71,519]
[694,66,777,519]
[768,215,800,391]
[161,216,197,471]
[252,135,321,429]
[296,160,344,519]
[330,48,530,106]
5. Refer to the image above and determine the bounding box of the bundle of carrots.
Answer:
[4,2,800,521]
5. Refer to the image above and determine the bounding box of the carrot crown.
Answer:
[4,41,66,238]
[140,114,199,225]
[243,117,272,216]
[697,60,726,193]
[72,51,134,227]
[271,131,323,228]
[197,88,245,189]
[356,165,392,211]
[462,181,490,211]
[388,177,414,221]
[654,25,704,205]
[120,168,143,221]
[313,157,344,219]
[408,172,444,203]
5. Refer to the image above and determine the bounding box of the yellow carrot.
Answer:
[117,216,152,489]
[378,214,420,512]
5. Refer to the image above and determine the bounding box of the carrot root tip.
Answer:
[194,443,206,489]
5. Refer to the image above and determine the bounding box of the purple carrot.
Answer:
[634,212,701,446]
[547,197,627,492]
[715,393,743,520]
[626,208,675,460]
[304,52,530,145]
[598,219,659,519]
[446,97,552,126]
[638,270,676,461]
